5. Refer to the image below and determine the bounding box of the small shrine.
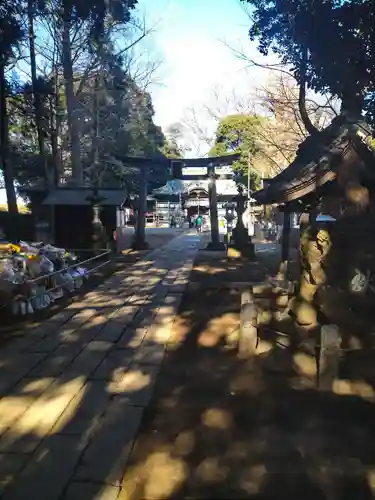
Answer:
[253,112,375,338]
[20,183,128,250]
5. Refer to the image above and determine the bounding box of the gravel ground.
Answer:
[122,245,375,500]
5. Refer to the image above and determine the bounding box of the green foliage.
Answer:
[1,0,171,206]
[6,38,169,192]
[69,0,138,40]
[159,138,183,159]
[209,114,261,190]
[0,2,24,65]
[243,0,375,114]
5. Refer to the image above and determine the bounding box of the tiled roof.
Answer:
[254,115,373,205]
[42,187,128,206]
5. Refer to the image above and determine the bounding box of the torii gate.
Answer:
[169,154,240,250]
[118,153,240,249]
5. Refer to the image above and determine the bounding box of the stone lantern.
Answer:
[231,185,255,259]
[86,186,107,252]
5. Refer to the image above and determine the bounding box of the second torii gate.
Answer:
[118,153,240,250]
[170,153,240,250]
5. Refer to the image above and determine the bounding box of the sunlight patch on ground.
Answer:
[80,315,107,329]
[0,378,55,432]
[333,379,375,400]
[173,430,195,457]
[194,265,225,275]
[196,457,229,483]
[239,464,267,495]
[143,452,187,499]
[124,451,188,500]
[0,377,85,450]
[197,313,239,347]
[169,316,190,345]
[201,408,232,430]
[109,369,151,394]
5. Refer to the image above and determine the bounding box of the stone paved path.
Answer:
[0,231,202,500]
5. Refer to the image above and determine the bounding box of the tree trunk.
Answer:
[28,0,50,185]
[53,68,63,183]
[49,80,58,185]
[340,90,364,117]
[0,62,18,217]
[92,74,100,178]
[62,5,82,183]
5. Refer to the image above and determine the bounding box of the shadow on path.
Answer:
[0,232,200,500]
[122,246,375,500]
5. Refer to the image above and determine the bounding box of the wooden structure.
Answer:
[152,178,240,224]
[250,113,375,389]
[254,114,374,268]
[20,183,128,249]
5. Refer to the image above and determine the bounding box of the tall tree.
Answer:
[0,0,24,215]
[209,114,261,190]
[242,0,375,116]
[27,0,51,184]
[254,73,339,175]
[58,0,138,183]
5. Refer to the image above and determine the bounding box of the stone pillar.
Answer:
[318,324,342,391]
[292,221,332,338]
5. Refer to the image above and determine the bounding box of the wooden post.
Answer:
[309,205,318,226]
[238,289,258,358]
[207,163,224,250]
[318,324,341,391]
[281,209,291,262]
[133,163,149,250]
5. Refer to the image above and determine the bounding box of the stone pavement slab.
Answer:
[75,403,144,486]
[0,231,201,499]
[64,482,120,500]
[2,434,84,500]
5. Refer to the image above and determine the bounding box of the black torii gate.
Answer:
[169,153,240,250]
[118,153,240,250]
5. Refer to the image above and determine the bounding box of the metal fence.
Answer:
[1,249,112,315]
[26,249,112,286]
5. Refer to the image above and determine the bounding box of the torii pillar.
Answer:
[206,163,225,250]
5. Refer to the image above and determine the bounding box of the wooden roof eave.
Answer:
[254,136,357,206]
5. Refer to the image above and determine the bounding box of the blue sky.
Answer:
[1,0,269,204]
[137,0,265,129]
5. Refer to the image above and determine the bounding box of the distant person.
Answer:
[195,214,203,233]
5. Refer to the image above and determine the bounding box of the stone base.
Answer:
[206,241,226,251]
[131,239,149,251]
